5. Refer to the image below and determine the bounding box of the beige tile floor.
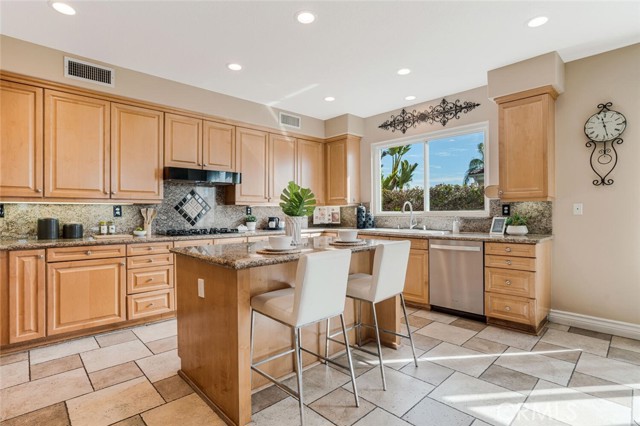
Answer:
[1,308,639,426]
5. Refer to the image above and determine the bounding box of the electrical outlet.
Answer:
[113,205,122,217]
[573,203,583,215]
[0,204,4,218]
[245,206,252,215]
[198,279,205,298]
[502,204,511,216]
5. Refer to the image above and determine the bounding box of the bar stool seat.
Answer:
[344,273,374,300]
[251,288,295,325]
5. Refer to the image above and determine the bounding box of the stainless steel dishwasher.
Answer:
[429,239,484,317]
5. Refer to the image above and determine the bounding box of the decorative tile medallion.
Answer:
[174,190,211,226]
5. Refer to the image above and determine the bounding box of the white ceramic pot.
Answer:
[506,225,528,235]
[285,216,306,245]
[338,230,358,242]
[246,222,256,231]
[269,236,292,250]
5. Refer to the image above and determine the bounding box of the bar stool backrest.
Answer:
[293,249,352,327]
[369,240,411,303]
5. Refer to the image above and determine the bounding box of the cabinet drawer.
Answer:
[127,242,173,256]
[127,289,174,320]
[385,236,428,250]
[173,239,214,248]
[485,242,536,258]
[247,236,270,242]
[485,293,535,325]
[213,237,246,245]
[127,265,173,294]
[127,253,173,269]
[485,268,535,298]
[485,255,536,272]
[47,244,126,262]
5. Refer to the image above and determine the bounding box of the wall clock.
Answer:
[584,102,626,186]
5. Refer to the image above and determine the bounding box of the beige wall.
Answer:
[553,44,640,324]
[488,51,565,99]
[359,86,498,203]
[0,35,325,138]
[325,114,365,138]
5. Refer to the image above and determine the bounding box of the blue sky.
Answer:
[380,131,484,188]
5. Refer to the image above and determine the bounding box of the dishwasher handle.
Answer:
[430,244,481,252]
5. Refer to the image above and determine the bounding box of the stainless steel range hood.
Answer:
[163,167,241,186]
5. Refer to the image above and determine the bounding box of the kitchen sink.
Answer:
[365,228,451,236]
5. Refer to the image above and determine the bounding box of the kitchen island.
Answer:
[171,238,398,426]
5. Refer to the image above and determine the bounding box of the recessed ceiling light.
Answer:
[227,63,242,71]
[397,68,411,76]
[324,96,335,102]
[527,16,548,28]
[405,95,416,101]
[50,1,76,15]
[296,11,316,24]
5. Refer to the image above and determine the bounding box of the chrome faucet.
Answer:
[402,201,417,229]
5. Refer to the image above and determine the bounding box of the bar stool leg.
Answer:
[293,327,305,425]
[357,300,363,347]
[324,318,330,363]
[370,302,387,390]
[400,294,419,367]
[339,313,360,407]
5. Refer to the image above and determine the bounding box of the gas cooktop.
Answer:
[161,228,239,236]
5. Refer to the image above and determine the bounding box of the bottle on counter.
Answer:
[452,217,460,234]
[99,221,108,235]
[356,204,366,229]
[107,221,115,234]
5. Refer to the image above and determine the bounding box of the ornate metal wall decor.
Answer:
[584,102,627,186]
[379,98,481,134]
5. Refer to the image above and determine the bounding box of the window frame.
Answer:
[371,121,490,217]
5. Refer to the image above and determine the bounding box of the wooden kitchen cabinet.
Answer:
[44,90,110,199]
[270,134,296,202]
[325,134,361,205]
[229,127,270,204]
[164,113,202,168]
[496,86,557,201]
[126,241,174,319]
[0,252,8,346]
[384,237,429,306]
[297,138,325,205]
[203,120,235,171]
[47,257,126,335]
[0,81,43,198]
[8,250,46,343]
[111,103,163,200]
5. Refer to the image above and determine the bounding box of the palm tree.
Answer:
[381,145,417,191]
[463,142,484,186]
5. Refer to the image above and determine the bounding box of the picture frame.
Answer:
[490,217,507,235]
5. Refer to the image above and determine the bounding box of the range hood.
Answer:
[163,167,241,186]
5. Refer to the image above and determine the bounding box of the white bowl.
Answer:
[338,230,358,242]
[133,230,147,237]
[269,236,292,250]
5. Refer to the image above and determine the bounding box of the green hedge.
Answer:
[382,184,484,212]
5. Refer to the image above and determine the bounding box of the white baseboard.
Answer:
[548,309,640,340]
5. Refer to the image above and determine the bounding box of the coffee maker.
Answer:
[267,217,280,230]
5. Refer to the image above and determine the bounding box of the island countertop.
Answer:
[171,238,382,270]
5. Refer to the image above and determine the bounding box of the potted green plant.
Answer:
[245,215,257,231]
[506,213,529,235]
[279,181,316,245]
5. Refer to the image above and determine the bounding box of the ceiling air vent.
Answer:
[64,57,115,87]
[279,112,301,129]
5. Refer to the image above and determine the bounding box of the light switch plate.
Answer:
[246,206,252,215]
[198,279,205,298]
[502,204,511,216]
[573,203,583,215]
[0,204,4,218]
[113,205,122,217]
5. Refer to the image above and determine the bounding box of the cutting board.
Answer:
[92,234,134,240]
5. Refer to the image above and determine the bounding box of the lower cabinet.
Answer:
[404,248,429,306]
[128,289,175,320]
[127,242,175,320]
[9,250,46,343]
[47,257,126,335]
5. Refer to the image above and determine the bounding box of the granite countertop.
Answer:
[171,238,381,270]
[354,229,552,244]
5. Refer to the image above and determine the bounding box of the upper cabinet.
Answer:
[297,139,325,206]
[269,134,296,202]
[164,113,235,171]
[325,134,361,205]
[230,127,270,204]
[44,90,111,199]
[111,103,163,200]
[496,86,557,201]
[0,81,43,198]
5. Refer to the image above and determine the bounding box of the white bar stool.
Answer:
[326,240,417,390]
[250,249,359,426]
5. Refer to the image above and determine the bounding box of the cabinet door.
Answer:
[203,121,235,171]
[403,249,429,306]
[47,257,126,335]
[233,127,269,204]
[111,103,163,200]
[326,139,347,205]
[9,250,46,343]
[165,113,202,168]
[270,134,296,203]
[498,93,554,201]
[297,139,325,205]
[0,81,43,198]
[0,251,8,346]
[45,90,110,198]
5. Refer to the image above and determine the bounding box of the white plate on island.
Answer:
[257,247,301,255]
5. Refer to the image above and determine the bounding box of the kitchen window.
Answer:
[372,123,489,216]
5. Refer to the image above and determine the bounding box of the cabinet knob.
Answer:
[505,306,511,312]
[38,255,44,259]
[506,260,512,265]
[146,278,153,283]
[111,191,117,195]
[147,247,153,251]
[505,247,512,252]
[498,190,503,195]
[35,188,42,193]
[146,303,154,308]
[85,250,92,255]
[505,280,511,285]
[148,259,153,263]
[120,262,126,266]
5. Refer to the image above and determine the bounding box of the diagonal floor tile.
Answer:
[136,349,181,383]
[145,336,178,354]
[462,337,508,355]
[416,322,477,345]
[545,322,570,332]
[607,346,640,366]
[30,337,98,365]
[132,320,177,343]
[530,341,581,364]
[353,408,412,426]
[403,396,475,426]
[81,340,152,373]
[567,327,612,342]
[479,365,538,395]
[357,342,424,371]
[251,397,334,426]
[569,371,633,408]
[283,363,351,404]
[142,393,225,426]
[0,402,70,426]
[66,376,164,426]
[0,352,28,367]
[400,360,454,386]
[344,367,433,417]
[524,379,631,426]
[30,354,82,380]
[576,352,640,389]
[309,387,375,426]
[402,333,441,352]
[423,342,496,377]
[510,408,570,426]
[153,374,194,403]
[495,347,575,386]
[252,384,289,414]
[112,416,146,426]
[0,368,92,421]
[610,336,640,354]
[451,318,487,333]
[476,326,540,351]
[541,329,609,356]
[0,360,29,389]
[429,371,525,426]
[89,361,144,390]
[95,330,138,348]
[411,310,458,324]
